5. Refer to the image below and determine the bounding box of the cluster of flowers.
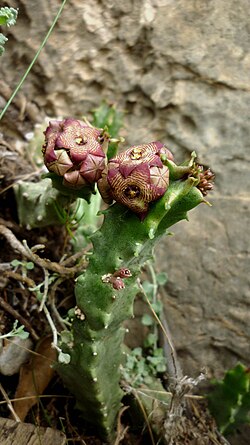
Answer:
[42,118,107,189]
[42,118,212,219]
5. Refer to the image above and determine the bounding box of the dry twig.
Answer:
[3,271,35,288]
[113,406,129,445]
[0,224,87,276]
[0,383,21,422]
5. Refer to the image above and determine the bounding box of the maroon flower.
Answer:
[98,142,173,219]
[42,118,107,188]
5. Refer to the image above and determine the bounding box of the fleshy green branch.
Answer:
[13,106,213,441]
[55,169,205,441]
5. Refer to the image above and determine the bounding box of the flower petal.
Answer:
[63,170,87,188]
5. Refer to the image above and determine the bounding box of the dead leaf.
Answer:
[13,336,57,421]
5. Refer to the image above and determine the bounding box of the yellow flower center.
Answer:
[75,136,87,145]
[130,148,143,160]
[124,185,140,198]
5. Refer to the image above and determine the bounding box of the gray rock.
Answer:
[0,337,33,376]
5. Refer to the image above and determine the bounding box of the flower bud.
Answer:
[42,118,107,188]
[197,167,215,196]
[98,142,173,219]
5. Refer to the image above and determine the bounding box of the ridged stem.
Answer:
[55,176,204,441]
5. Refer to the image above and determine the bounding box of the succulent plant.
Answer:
[55,156,209,441]
[98,141,174,219]
[15,109,214,442]
[42,118,108,188]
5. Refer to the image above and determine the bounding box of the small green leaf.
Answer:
[142,281,155,299]
[0,7,18,27]
[60,330,73,344]
[11,259,21,267]
[0,7,18,55]
[153,348,165,357]
[156,362,167,373]
[0,34,8,55]
[144,333,158,348]
[151,301,163,315]
[147,356,161,365]
[15,328,29,340]
[132,347,142,357]
[141,314,154,326]
[156,272,168,285]
[137,360,146,375]
[58,351,71,364]
[26,262,34,270]
[67,308,76,320]
[10,322,29,339]
[126,356,136,370]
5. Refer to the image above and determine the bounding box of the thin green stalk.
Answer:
[0,0,68,121]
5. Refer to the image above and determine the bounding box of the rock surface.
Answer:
[1,0,249,377]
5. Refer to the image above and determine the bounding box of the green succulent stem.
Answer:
[161,151,197,180]
[13,175,93,229]
[55,168,205,441]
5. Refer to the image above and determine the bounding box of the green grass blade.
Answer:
[0,0,68,121]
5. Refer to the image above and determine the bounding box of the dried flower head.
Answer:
[98,142,173,219]
[197,167,215,196]
[42,118,107,188]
